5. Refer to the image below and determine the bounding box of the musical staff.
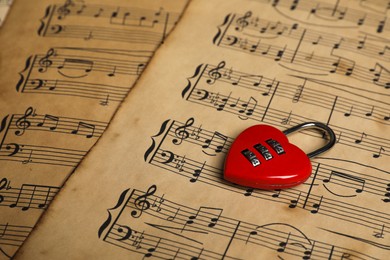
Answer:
[144,118,390,238]
[213,12,390,89]
[0,222,32,259]
[5,0,389,258]
[0,180,60,211]
[38,2,180,44]
[98,186,378,259]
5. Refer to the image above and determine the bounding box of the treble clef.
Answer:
[235,11,252,31]
[131,185,157,218]
[0,178,11,204]
[38,48,56,73]
[57,0,73,20]
[15,107,35,136]
[206,61,226,85]
[172,118,195,145]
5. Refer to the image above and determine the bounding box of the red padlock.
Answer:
[224,122,336,190]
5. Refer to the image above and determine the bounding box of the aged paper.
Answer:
[0,0,12,27]
[16,0,390,259]
[0,0,188,258]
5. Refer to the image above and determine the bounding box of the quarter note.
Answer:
[354,132,366,144]
[190,161,205,183]
[373,146,385,158]
[310,196,323,214]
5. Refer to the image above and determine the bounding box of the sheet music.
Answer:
[16,0,389,259]
[0,0,188,258]
[0,0,12,27]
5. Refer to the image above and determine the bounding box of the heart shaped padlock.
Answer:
[224,122,336,190]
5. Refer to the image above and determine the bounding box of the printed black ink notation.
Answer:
[144,119,389,235]
[183,62,390,125]
[99,186,377,259]
[184,82,390,157]
[168,120,233,156]
[0,178,59,211]
[213,14,390,88]
[229,15,389,61]
[269,0,389,34]
[32,49,148,77]
[148,148,390,239]
[16,48,150,104]
[0,142,86,167]
[4,107,107,138]
[39,2,180,44]
[217,35,390,89]
[0,222,33,259]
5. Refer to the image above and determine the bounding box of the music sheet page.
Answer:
[0,0,188,258]
[0,0,12,27]
[15,0,390,259]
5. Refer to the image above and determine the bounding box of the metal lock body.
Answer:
[224,122,336,190]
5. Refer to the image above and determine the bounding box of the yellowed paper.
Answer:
[0,0,188,258]
[16,0,390,259]
[0,0,12,27]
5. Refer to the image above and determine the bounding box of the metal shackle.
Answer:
[282,122,336,158]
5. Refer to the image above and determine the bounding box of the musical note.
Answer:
[303,241,315,260]
[100,94,110,106]
[310,196,323,214]
[354,132,367,144]
[57,58,94,78]
[206,61,225,84]
[373,146,385,158]
[277,232,290,252]
[172,118,194,145]
[191,248,204,260]
[144,238,161,258]
[167,208,180,221]
[272,189,281,198]
[365,106,374,117]
[14,107,35,136]
[71,122,95,138]
[281,111,292,125]
[37,114,59,131]
[373,224,385,238]
[289,192,301,208]
[9,185,36,211]
[185,207,223,228]
[382,184,390,203]
[131,185,157,218]
[244,188,253,197]
[323,171,366,196]
[238,96,257,120]
[245,226,260,244]
[344,106,353,117]
[190,161,205,183]
[93,8,104,18]
[202,131,228,156]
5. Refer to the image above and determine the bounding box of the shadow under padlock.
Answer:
[224,122,336,190]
